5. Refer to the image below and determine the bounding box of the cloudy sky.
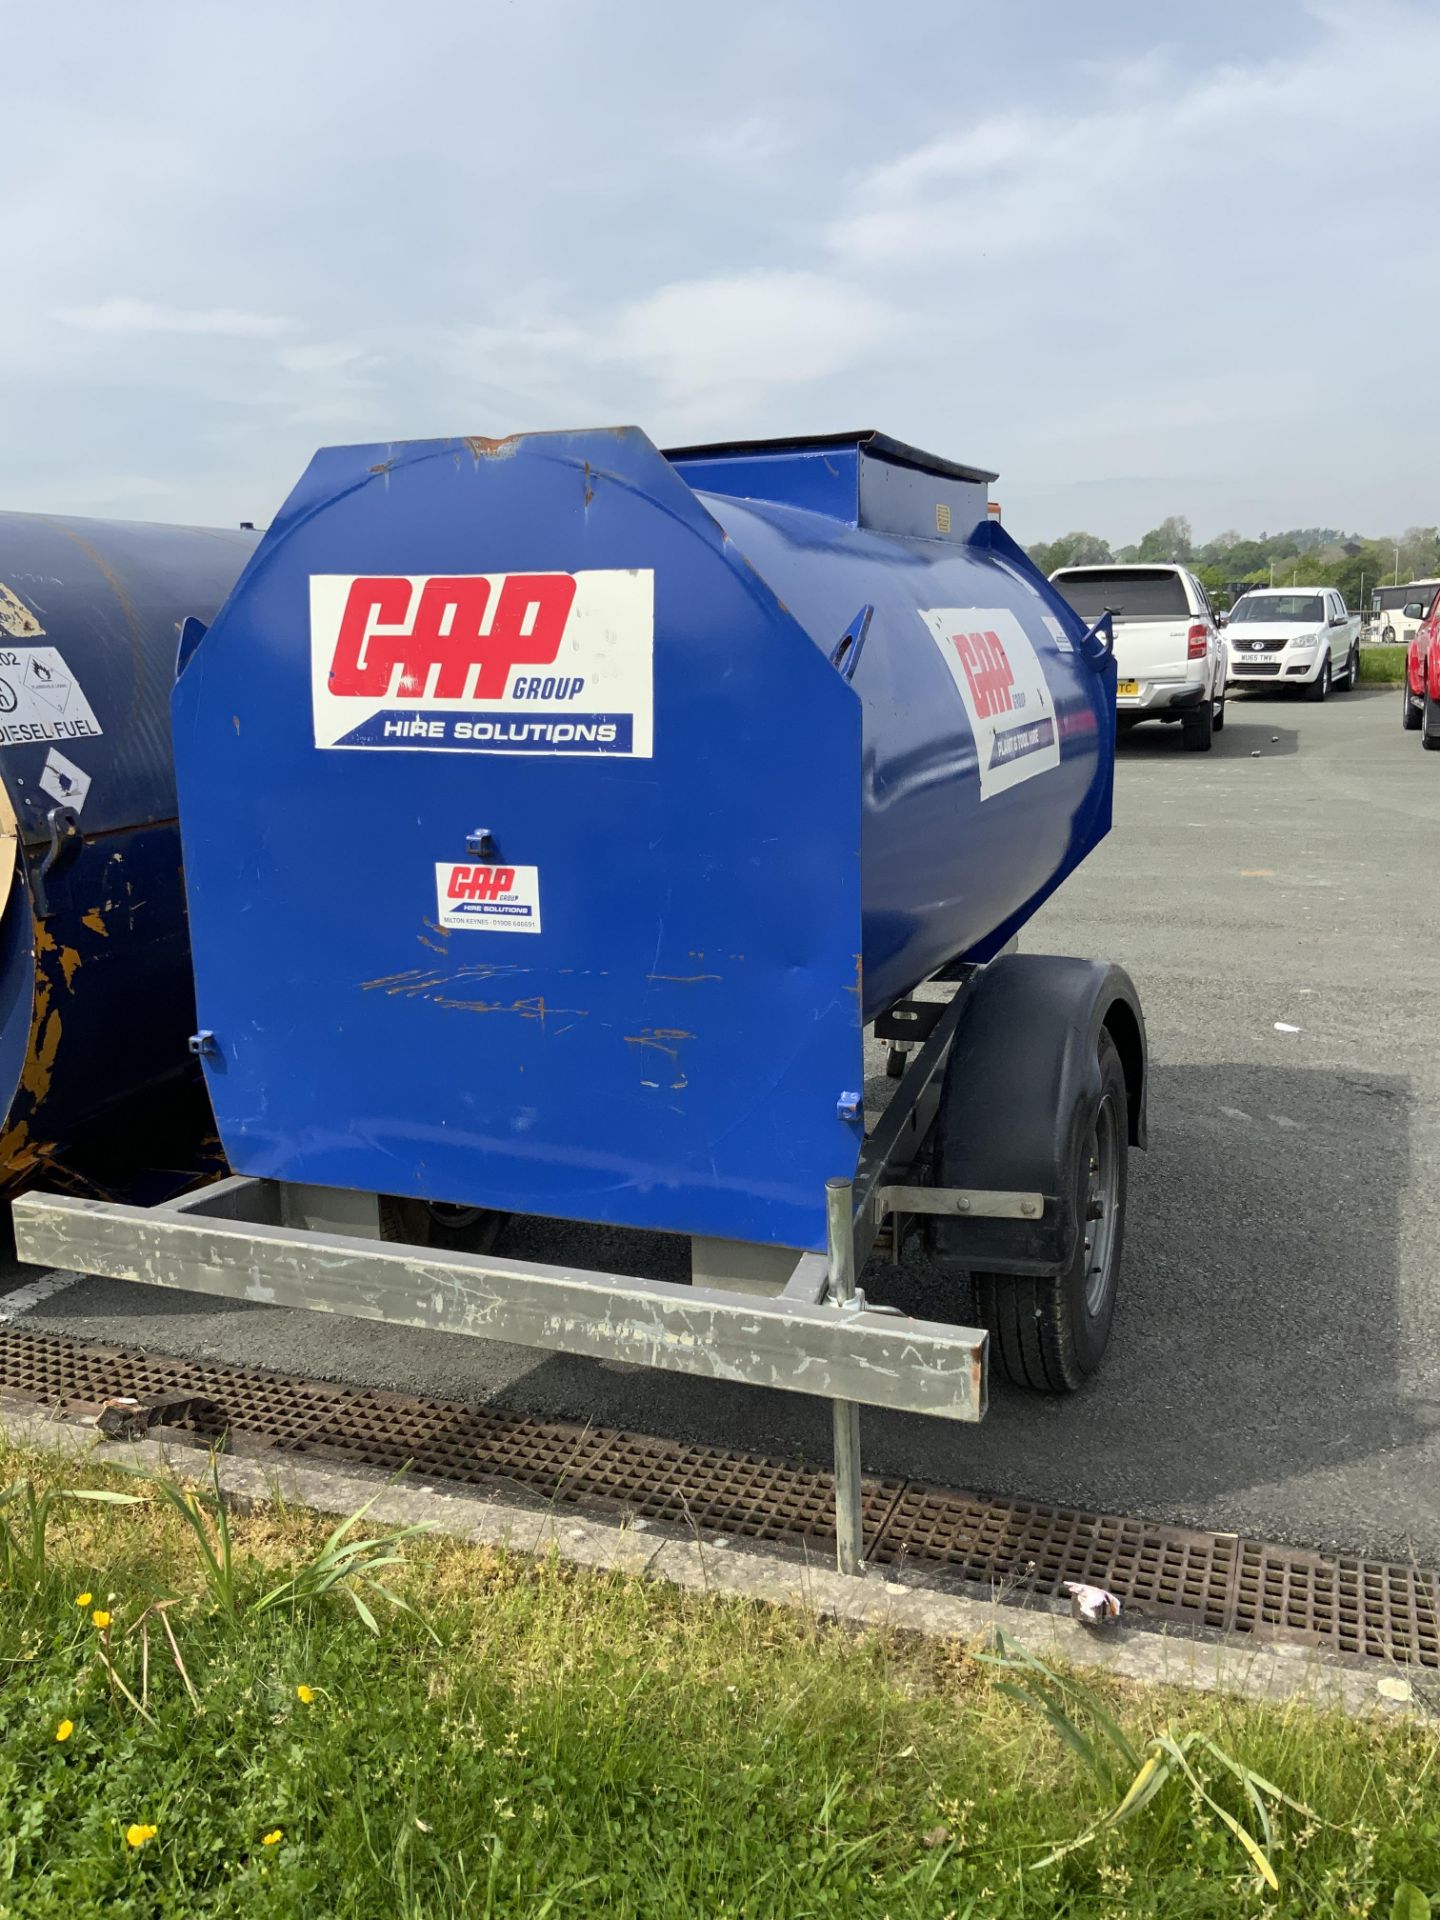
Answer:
[3,1,1434,545]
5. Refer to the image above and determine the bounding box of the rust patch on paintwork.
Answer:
[432,995,586,1024]
[416,935,447,956]
[583,462,595,509]
[362,961,529,996]
[848,954,864,998]
[58,947,82,989]
[625,1027,693,1066]
[81,910,107,938]
[369,460,394,474]
[0,581,44,640]
[464,435,519,461]
[232,715,241,735]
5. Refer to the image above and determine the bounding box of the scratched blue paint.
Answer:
[175,428,1114,1251]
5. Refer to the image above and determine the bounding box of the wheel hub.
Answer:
[1081,1094,1121,1317]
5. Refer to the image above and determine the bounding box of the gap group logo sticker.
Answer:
[435,863,542,934]
[918,606,1061,801]
[311,569,654,756]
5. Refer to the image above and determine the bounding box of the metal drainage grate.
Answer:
[867,1486,1242,1632]
[0,1322,1434,1669]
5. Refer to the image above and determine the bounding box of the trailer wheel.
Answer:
[973,1030,1128,1393]
[379,1195,507,1252]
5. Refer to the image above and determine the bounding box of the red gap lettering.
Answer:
[447,866,516,902]
[952,629,1015,718]
[329,575,577,700]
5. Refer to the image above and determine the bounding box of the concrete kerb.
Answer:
[1,1392,1431,1723]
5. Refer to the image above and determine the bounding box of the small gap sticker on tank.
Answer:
[435,862,542,934]
[1041,614,1074,652]
[0,646,103,747]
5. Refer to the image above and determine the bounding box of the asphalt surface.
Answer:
[10,683,1440,1564]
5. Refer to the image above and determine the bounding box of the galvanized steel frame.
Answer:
[12,980,999,1575]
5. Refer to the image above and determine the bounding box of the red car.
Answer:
[1402,586,1440,749]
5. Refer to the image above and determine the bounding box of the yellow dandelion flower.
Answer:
[55,1719,74,1743]
[125,1823,157,1849]
[74,1592,93,1609]
[91,1609,112,1630]
[295,1684,314,1705]
[262,1829,283,1847]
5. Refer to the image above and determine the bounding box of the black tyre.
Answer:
[973,1030,1128,1392]
[1212,684,1226,732]
[380,1195,507,1251]
[1305,659,1330,703]
[1402,681,1422,731]
[1340,644,1359,690]
[1181,696,1213,751]
[1424,689,1440,752]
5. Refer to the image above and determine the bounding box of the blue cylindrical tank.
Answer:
[172,428,1114,1251]
[0,512,256,1191]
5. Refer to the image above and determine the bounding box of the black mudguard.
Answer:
[928,954,1146,1277]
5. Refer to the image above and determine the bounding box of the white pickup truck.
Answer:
[1049,563,1226,751]
[1223,587,1359,701]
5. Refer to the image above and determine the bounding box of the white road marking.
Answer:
[0,1269,82,1322]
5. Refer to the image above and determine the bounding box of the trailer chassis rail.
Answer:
[13,983,1009,1576]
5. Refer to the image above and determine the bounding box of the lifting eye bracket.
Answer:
[829,604,874,683]
[32,806,82,917]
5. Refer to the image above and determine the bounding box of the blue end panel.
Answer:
[174,430,865,1252]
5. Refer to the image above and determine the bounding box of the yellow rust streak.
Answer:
[432,996,585,1023]
[58,946,82,989]
[81,910,108,938]
[625,1027,694,1065]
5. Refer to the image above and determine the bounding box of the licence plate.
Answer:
[1117,679,1140,698]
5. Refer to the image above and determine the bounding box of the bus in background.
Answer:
[1374,580,1440,647]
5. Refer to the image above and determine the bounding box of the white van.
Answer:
[1049,564,1226,751]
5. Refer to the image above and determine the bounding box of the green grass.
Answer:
[1358,644,1409,685]
[0,1439,1435,1918]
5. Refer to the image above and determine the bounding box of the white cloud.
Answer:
[672,113,801,176]
[55,298,292,337]
[449,270,899,440]
[275,341,379,376]
[609,270,898,415]
[831,10,1440,273]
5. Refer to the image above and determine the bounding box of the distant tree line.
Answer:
[1028,517,1440,611]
